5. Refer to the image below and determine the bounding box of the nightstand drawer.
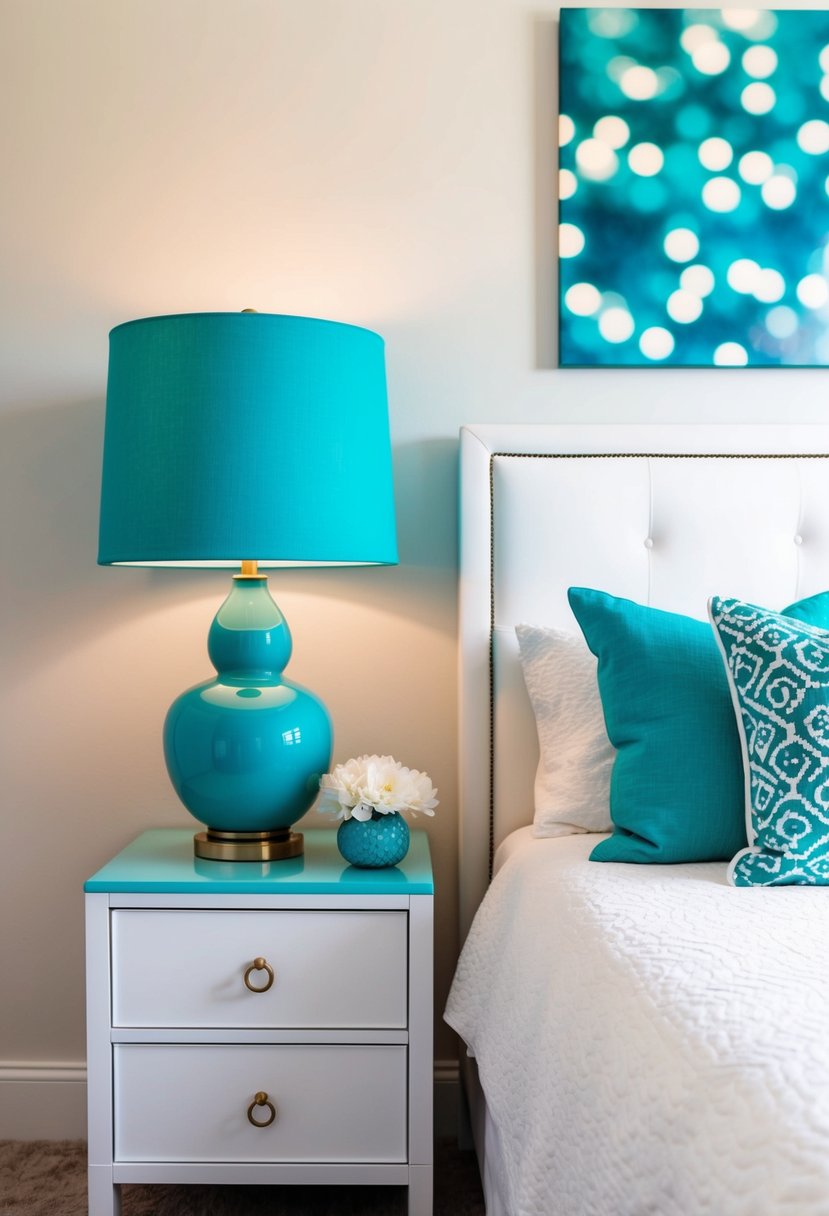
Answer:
[114,1043,408,1162]
[112,909,408,1028]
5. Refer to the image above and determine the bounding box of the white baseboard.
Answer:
[0,1062,87,1139]
[1,1059,461,1144]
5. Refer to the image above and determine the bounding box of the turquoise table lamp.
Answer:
[98,311,397,862]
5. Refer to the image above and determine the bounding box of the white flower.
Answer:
[319,754,438,821]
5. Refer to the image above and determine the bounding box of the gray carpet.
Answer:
[0,1140,485,1216]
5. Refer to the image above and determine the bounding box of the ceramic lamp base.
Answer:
[194,828,304,862]
[164,575,332,864]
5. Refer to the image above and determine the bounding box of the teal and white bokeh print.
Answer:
[559,8,829,366]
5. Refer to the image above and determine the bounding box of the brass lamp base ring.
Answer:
[194,828,304,862]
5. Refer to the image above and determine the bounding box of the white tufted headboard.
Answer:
[458,424,829,937]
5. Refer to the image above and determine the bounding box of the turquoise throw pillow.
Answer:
[710,596,829,887]
[567,588,829,865]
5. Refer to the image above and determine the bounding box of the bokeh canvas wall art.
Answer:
[559,8,829,366]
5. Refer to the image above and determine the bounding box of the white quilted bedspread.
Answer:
[445,832,829,1216]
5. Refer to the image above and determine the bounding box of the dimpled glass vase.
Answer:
[337,811,410,868]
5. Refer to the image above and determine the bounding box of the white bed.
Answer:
[446,424,829,1216]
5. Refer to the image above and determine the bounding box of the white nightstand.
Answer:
[85,828,434,1215]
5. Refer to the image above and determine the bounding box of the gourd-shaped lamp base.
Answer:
[163,573,332,861]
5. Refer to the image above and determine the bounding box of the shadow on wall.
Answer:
[534,12,558,372]
[393,436,459,569]
[0,398,112,687]
[0,403,461,688]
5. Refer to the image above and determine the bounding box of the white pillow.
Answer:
[515,623,614,837]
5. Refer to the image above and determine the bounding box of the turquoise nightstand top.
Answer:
[84,828,433,895]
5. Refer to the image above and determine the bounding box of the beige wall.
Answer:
[3,0,829,1130]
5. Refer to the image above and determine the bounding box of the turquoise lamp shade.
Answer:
[98,312,398,862]
[99,312,397,567]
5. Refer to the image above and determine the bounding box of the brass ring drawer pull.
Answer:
[247,1091,277,1128]
[244,957,274,992]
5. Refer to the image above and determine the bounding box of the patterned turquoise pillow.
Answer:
[710,596,829,887]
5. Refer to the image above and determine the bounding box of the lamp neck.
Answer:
[236,559,267,581]
[208,575,292,675]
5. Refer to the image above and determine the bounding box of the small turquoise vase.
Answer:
[337,812,410,868]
